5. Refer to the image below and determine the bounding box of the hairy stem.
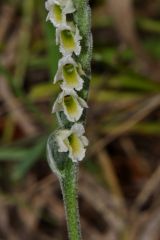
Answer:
[60,160,81,240]
[73,0,92,99]
[73,0,92,73]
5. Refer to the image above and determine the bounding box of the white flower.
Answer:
[45,0,65,27]
[56,24,82,56]
[52,90,88,122]
[54,56,84,91]
[56,123,89,162]
[45,0,75,27]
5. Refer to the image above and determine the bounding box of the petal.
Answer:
[80,136,89,146]
[56,129,70,152]
[60,77,83,91]
[54,67,62,83]
[59,129,71,140]
[46,13,50,21]
[56,28,59,44]
[71,123,85,136]
[45,0,53,10]
[77,96,88,108]
[52,101,62,113]
[61,55,76,66]
[52,93,63,113]
[56,136,68,152]
[74,27,82,56]
[74,76,83,91]
[63,0,75,14]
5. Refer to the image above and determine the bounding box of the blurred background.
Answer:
[0,0,160,239]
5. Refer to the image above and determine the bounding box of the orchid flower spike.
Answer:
[54,55,84,91]
[52,90,88,122]
[45,0,75,27]
[56,123,89,162]
[56,24,82,56]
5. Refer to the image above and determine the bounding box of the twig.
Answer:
[89,95,160,157]
[79,173,125,233]
[97,149,125,205]
[0,76,38,136]
[120,137,151,177]
[0,7,39,137]
[130,207,160,240]
[133,165,160,212]
[0,5,15,42]
[108,0,160,82]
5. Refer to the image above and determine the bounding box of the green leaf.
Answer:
[28,83,58,101]
[108,73,160,92]
[12,137,46,180]
[138,17,160,34]
[0,147,29,161]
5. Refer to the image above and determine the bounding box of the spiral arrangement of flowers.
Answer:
[45,0,91,163]
[46,1,92,238]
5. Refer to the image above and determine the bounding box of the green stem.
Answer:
[60,160,81,240]
[73,0,92,111]
[73,0,92,75]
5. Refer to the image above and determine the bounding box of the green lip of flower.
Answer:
[56,26,82,56]
[60,29,76,51]
[53,4,63,24]
[68,133,82,157]
[62,64,78,87]
[63,95,80,117]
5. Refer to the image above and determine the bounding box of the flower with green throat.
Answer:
[52,90,88,122]
[45,0,75,27]
[56,123,89,162]
[54,55,84,91]
[56,24,82,56]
